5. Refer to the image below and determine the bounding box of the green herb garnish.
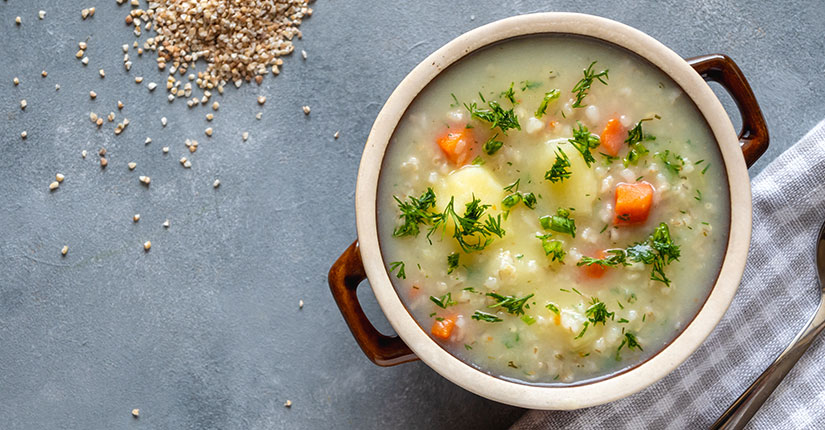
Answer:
[486,292,535,315]
[571,61,609,108]
[389,261,406,279]
[392,188,436,237]
[447,252,459,274]
[539,208,576,238]
[430,292,456,309]
[616,332,643,360]
[577,249,629,268]
[545,148,571,183]
[536,234,565,262]
[535,89,560,118]
[501,82,516,104]
[471,311,503,323]
[568,121,600,167]
[427,195,505,253]
[623,116,659,166]
[520,80,542,91]
[657,150,685,175]
[464,94,521,134]
[546,303,560,314]
[483,133,504,155]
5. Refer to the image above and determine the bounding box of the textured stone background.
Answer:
[0,1,822,429]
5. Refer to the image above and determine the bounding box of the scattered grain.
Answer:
[131,409,139,418]
[81,56,89,65]
[242,131,249,141]
[205,127,213,137]
[135,76,144,83]
[99,69,105,78]
[257,96,267,105]
[206,113,213,121]
[81,150,87,158]
[96,117,104,126]
[162,146,169,153]
[15,16,21,25]
[161,117,167,126]
[301,49,307,60]
[212,101,219,111]
[13,77,19,85]
[49,181,59,190]
[99,148,107,156]
[213,179,220,188]
[139,175,150,185]
[302,105,311,115]
[133,214,141,222]
[20,99,27,110]
[118,100,124,110]
[79,41,87,49]
[20,131,27,139]
[61,245,68,256]
[89,90,97,99]
[334,131,340,139]
[55,84,60,91]
[41,70,48,78]
[128,162,136,170]
[100,158,108,167]
[255,112,262,120]
[39,10,46,20]
[56,173,65,183]
[299,299,304,309]
[284,400,292,408]
[162,219,170,228]
[143,241,151,251]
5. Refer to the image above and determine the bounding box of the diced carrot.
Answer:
[431,316,456,340]
[614,182,655,224]
[553,313,561,326]
[599,118,625,157]
[581,250,607,278]
[436,128,476,166]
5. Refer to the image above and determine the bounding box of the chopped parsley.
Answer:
[545,148,572,183]
[427,195,505,253]
[501,179,537,211]
[568,121,601,167]
[389,261,406,279]
[446,252,459,274]
[471,311,503,323]
[571,61,609,108]
[464,343,473,350]
[471,156,485,165]
[701,163,711,175]
[392,188,437,237]
[694,189,703,201]
[536,233,565,262]
[539,208,576,238]
[486,292,534,315]
[535,89,560,118]
[521,314,537,325]
[546,303,560,314]
[430,292,456,309]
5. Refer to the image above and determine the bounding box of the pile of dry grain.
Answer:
[123,0,312,100]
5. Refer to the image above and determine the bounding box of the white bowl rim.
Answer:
[355,12,751,410]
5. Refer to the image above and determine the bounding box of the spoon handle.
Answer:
[711,318,825,430]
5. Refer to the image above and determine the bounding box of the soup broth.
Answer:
[377,35,730,384]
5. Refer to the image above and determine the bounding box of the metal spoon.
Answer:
[712,220,825,429]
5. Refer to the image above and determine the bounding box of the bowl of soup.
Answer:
[329,12,767,409]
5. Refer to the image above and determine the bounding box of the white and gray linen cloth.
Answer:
[512,119,825,429]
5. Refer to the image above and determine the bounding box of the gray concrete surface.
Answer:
[0,1,823,429]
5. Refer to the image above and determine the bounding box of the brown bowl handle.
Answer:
[686,54,769,168]
[328,240,418,366]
